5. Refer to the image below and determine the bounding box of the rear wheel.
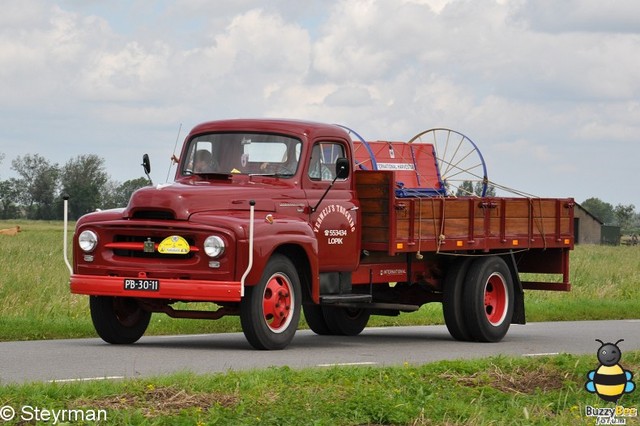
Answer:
[462,256,514,342]
[241,255,301,350]
[90,296,151,344]
[442,257,473,341]
[303,304,332,335]
[322,307,370,336]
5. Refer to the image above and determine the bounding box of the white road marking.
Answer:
[48,376,125,383]
[522,352,560,357]
[156,334,215,339]
[316,362,378,367]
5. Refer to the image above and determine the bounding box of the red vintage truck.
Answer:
[65,118,574,350]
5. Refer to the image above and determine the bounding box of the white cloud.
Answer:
[494,138,554,162]
[514,0,640,34]
[324,86,374,107]
[79,41,172,102]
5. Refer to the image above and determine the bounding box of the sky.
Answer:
[0,0,639,208]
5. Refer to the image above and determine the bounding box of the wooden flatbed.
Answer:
[355,170,574,291]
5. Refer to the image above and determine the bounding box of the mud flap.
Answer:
[506,252,526,325]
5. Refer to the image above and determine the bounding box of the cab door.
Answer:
[303,140,361,271]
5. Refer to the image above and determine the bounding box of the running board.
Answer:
[320,294,372,304]
[319,295,420,313]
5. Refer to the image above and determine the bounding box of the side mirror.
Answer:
[142,154,153,185]
[335,157,349,179]
[310,157,350,213]
[142,154,151,174]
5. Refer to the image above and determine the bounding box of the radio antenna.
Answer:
[166,123,182,182]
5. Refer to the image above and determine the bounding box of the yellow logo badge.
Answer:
[158,235,190,254]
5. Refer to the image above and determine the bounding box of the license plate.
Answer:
[123,278,159,292]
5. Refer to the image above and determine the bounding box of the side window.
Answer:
[308,142,345,181]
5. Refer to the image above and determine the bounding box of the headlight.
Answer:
[204,236,225,258]
[78,230,98,253]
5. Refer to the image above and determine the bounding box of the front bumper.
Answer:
[70,274,242,302]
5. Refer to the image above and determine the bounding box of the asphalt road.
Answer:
[1,320,639,384]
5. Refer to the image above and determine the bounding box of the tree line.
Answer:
[0,153,148,220]
[581,197,639,234]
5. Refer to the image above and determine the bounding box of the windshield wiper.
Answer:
[249,172,294,178]
[191,171,233,181]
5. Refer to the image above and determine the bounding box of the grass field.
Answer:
[1,220,639,425]
[1,219,639,341]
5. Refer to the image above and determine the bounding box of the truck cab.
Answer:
[70,119,363,349]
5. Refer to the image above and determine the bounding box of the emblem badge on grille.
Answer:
[143,238,155,253]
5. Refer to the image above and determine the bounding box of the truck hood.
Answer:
[123,180,285,220]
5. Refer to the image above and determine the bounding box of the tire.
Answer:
[240,254,301,350]
[303,304,332,335]
[462,256,514,342]
[442,257,473,341]
[322,307,370,336]
[89,296,151,344]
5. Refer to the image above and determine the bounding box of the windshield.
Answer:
[182,132,301,177]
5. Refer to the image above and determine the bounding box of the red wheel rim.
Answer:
[262,273,294,333]
[483,273,508,326]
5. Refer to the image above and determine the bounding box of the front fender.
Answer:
[238,218,319,299]
[190,211,320,301]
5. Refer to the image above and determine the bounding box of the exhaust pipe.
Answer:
[63,194,72,274]
[240,200,255,297]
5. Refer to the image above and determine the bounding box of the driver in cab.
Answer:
[193,149,217,173]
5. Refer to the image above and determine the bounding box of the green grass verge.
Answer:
[1,220,639,341]
[1,352,638,425]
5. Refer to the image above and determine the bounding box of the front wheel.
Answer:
[240,255,301,350]
[89,296,151,344]
[462,256,514,342]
